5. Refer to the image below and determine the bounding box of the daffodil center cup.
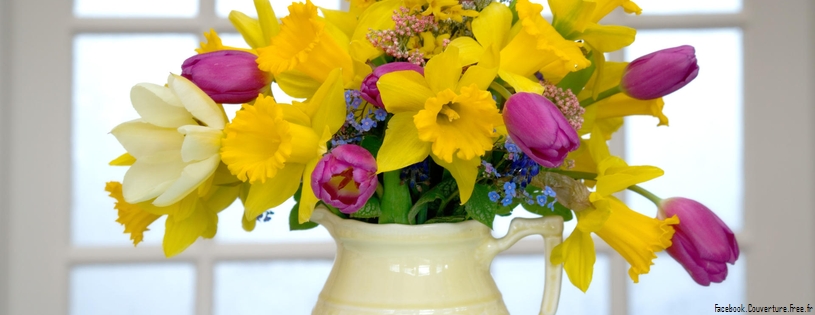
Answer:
[438,102,461,123]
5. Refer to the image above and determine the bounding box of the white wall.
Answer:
[0,0,10,312]
[744,0,815,304]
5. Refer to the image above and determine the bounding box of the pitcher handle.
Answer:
[480,216,564,315]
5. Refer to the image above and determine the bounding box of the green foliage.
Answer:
[424,215,467,224]
[557,51,596,94]
[360,134,384,158]
[379,171,412,224]
[407,178,458,224]
[521,200,574,222]
[351,195,383,219]
[465,184,498,229]
[289,202,319,231]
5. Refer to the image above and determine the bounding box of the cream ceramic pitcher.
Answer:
[309,206,564,315]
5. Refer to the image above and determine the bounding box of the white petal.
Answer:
[168,74,226,130]
[111,120,184,159]
[153,154,220,207]
[122,152,185,203]
[131,83,197,128]
[178,125,222,162]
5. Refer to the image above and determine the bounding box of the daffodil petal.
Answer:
[244,162,306,220]
[431,154,480,204]
[300,68,345,135]
[447,37,484,67]
[549,0,595,36]
[378,71,434,113]
[168,74,226,130]
[122,153,185,204]
[299,157,320,223]
[472,2,511,51]
[255,0,280,42]
[596,94,668,126]
[425,45,461,94]
[276,70,321,99]
[153,154,221,207]
[551,229,596,293]
[202,180,241,213]
[498,70,544,94]
[105,181,162,246]
[111,120,184,159]
[377,113,431,173]
[581,23,636,53]
[163,201,213,257]
[576,197,611,232]
[457,48,498,91]
[178,125,222,163]
[596,163,663,196]
[321,8,357,38]
[588,125,611,162]
[351,0,400,43]
[109,152,136,166]
[228,10,265,49]
[130,83,196,128]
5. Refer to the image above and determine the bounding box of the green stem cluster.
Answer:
[579,85,622,107]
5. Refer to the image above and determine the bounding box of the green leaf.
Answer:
[521,200,573,222]
[360,134,384,158]
[351,195,382,219]
[557,51,596,94]
[289,202,319,231]
[508,0,519,25]
[370,54,394,66]
[407,178,457,224]
[379,170,412,224]
[465,184,498,229]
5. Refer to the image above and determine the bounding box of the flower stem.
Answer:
[489,81,513,105]
[579,85,621,107]
[544,169,597,180]
[627,184,662,205]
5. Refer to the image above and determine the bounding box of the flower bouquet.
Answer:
[104,0,739,303]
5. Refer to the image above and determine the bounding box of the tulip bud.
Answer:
[658,197,739,286]
[503,92,580,168]
[311,144,378,214]
[621,45,699,100]
[181,50,270,104]
[360,62,424,108]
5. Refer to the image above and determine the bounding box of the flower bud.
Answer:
[621,45,699,100]
[503,92,580,168]
[181,50,270,104]
[311,144,378,214]
[360,62,424,108]
[658,197,739,286]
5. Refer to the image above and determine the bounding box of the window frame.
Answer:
[2,0,814,314]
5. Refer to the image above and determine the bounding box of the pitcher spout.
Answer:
[309,206,340,235]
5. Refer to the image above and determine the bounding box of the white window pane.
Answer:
[624,29,743,231]
[628,253,745,315]
[72,34,199,246]
[214,260,333,315]
[636,0,742,15]
[215,198,333,243]
[74,0,199,18]
[70,264,195,315]
[493,254,610,315]
[216,0,342,18]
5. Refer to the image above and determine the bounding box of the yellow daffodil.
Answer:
[448,0,590,93]
[549,0,640,53]
[421,0,478,22]
[580,62,668,139]
[111,74,226,207]
[105,162,241,257]
[228,0,281,50]
[375,46,501,203]
[220,69,345,225]
[553,126,668,291]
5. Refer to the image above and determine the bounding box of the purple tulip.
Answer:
[311,144,378,214]
[360,62,424,108]
[658,197,739,286]
[503,92,580,168]
[181,50,270,104]
[621,45,699,100]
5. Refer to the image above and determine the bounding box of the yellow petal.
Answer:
[588,125,611,163]
[106,181,162,246]
[596,197,677,283]
[378,70,434,113]
[431,154,480,204]
[447,37,484,67]
[153,154,221,207]
[298,157,321,223]
[122,153,185,203]
[472,2,512,51]
[581,23,636,53]
[351,0,400,43]
[424,45,462,94]
[575,200,611,232]
[376,113,431,173]
[596,158,663,196]
[275,70,322,99]
[168,74,226,130]
[255,0,280,42]
[109,152,136,166]
[244,162,306,220]
[551,229,595,292]
[130,83,195,128]
[110,120,184,160]
[549,0,595,36]
[178,125,222,163]
[349,39,382,63]
[299,68,345,135]
[457,47,498,91]
[591,0,641,23]
[163,200,214,257]
[228,10,265,49]
[321,8,357,38]
[498,70,544,94]
[596,94,668,126]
